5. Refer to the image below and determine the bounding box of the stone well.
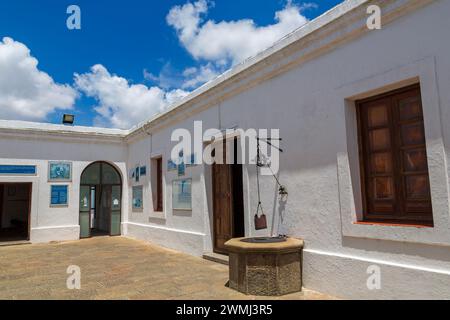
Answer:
[224,237,304,296]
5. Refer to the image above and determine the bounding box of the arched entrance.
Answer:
[79,162,122,238]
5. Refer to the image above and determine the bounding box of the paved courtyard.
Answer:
[0,237,332,300]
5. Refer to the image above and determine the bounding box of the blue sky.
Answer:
[0,0,343,128]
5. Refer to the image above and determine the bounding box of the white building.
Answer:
[1,0,449,299]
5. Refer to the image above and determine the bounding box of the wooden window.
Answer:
[356,85,433,226]
[155,158,163,212]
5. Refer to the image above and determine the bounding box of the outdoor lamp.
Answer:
[62,114,75,125]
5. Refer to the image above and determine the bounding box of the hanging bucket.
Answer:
[254,214,268,230]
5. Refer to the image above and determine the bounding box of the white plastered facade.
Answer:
[1,0,449,299]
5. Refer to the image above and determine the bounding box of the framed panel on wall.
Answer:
[172,179,192,210]
[0,165,37,175]
[48,162,72,182]
[132,185,143,211]
[167,160,177,171]
[50,185,69,207]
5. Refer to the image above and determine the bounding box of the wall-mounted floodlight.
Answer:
[62,114,75,125]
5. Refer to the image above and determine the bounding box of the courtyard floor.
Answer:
[0,236,333,300]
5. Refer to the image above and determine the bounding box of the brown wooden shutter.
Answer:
[156,158,163,212]
[357,85,433,225]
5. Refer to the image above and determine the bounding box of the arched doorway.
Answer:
[79,162,122,238]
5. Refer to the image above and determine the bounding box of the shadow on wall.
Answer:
[270,171,288,237]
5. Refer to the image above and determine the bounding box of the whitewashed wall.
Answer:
[125,0,450,299]
[0,0,448,300]
[124,108,220,256]
[0,134,128,243]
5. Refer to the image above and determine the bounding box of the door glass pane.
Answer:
[371,153,392,174]
[111,185,121,210]
[406,175,430,199]
[401,123,425,146]
[102,164,121,184]
[373,177,394,199]
[81,163,101,185]
[404,149,428,172]
[80,186,90,212]
[368,105,388,127]
[370,128,391,151]
[399,96,422,121]
[111,210,121,236]
[79,186,90,238]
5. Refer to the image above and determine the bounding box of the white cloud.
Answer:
[143,62,184,90]
[167,0,310,66]
[144,61,221,91]
[141,1,313,113]
[0,3,314,128]
[181,63,220,89]
[75,64,189,129]
[0,37,77,121]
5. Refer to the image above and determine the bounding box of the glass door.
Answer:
[79,185,91,238]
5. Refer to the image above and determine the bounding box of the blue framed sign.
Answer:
[140,166,147,176]
[177,162,185,176]
[51,185,69,206]
[0,165,36,175]
[172,179,192,210]
[167,160,177,171]
[48,162,72,182]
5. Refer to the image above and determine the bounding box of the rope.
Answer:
[256,138,264,217]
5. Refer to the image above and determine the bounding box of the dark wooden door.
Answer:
[156,158,163,212]
[213,162,233,254]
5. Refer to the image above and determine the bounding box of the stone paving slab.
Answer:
[0,237,334,300]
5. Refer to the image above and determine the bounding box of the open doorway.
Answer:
[79,162,122,238]
[212,138,245,254]
[0,183,31,242]
[87,185,113,237]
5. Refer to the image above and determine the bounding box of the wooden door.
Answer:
[213,162,233,254]
[156,158,163,212]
